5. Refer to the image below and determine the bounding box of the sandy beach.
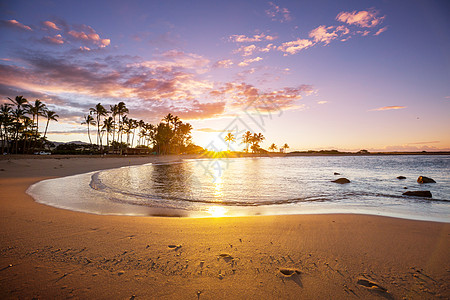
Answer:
[0,156,449,299]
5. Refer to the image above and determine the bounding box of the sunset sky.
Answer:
[0,0,449,152]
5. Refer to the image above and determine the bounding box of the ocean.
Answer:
[27,155,450,222]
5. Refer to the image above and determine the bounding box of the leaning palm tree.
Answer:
[269,143,277,152]
[282,143,290,153]
[224,132,235,151]
[42,110,59,140]
[8,95,28,109]
[82,115,96,147]
[89,103,108,151]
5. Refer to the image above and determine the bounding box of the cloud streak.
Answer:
[2,19,33,31]
[370,106,406,111]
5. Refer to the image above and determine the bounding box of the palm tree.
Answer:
[82,115,96,147]
[117,102,129,154]
[0,104,12,153]
[8,95,28,109]
[102,116,114,151]
[27,99,47,151]
[89,103,108,151]
[110,104,119,151]
[224,132,235,151]
[282,143,290,153]
[242,131,252,152]
[269,143,277,152]
[250,133,265,153]
[42,110,59,140]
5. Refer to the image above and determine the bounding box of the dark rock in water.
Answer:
[403,187,408,189]
[332,178,350,184]
[334,172,340,175]
[417,176,436,183]
[403,191,432,198]
[397,176,406,180]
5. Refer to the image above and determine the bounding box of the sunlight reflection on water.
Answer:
[27,155,450,221]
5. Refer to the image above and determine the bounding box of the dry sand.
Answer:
[0,156,449,299]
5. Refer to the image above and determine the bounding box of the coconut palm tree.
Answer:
[250,133,265,153]
[0,104,12,153]
[42,110,59,140]
[89,103,108,151]
[269,143,277,152]
[282,143,290,153]
[117,102,129,154]
[242,131,252,152]
[27,99,47,151]
[110,104,119,150]
[224,132,235,151]
[8,95,28,109]
[102,116,114,152]
[82,115,96,147]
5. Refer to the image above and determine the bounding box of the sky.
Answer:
[0,0,449,152]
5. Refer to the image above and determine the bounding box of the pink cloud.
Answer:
[309,25,338,44]
[43,34,64,45]
[277,39,313,55]
[3,19,32,31]
[229,33,277,43]
[266,2,292,23]
[213,59,233,68]
[43,21,60,30]
[238,57,263,67]
[234,44,257,56]
[68,26,111,48]
[336,9,384,28]
[370,106,406,111]
[374,26,388,36]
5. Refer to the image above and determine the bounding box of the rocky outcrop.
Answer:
[332,178,350,184]
[417,176,436,183]
[403,191,432,198]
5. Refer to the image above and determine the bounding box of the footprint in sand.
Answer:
[168,244,182,250]
[218,253,233,263]
[279,268,301,277]
[357,278,387,293]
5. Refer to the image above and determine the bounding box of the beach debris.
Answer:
[334,172,340,175]
[397,176,406,180]
[356,278,387,293]
[403,191,432,198]
[332,178,350,184]
[417,176,436,183]
[279,268,301,277]
[168,244,182,250]
[118,270,125,276]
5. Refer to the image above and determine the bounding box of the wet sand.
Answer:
[0,156,449,299]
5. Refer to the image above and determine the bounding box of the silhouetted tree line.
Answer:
[83,102,199,155]
[0,96,59,154]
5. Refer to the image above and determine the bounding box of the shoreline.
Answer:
[1,156,449,299]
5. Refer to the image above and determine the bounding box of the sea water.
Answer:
[27,155,450,221]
